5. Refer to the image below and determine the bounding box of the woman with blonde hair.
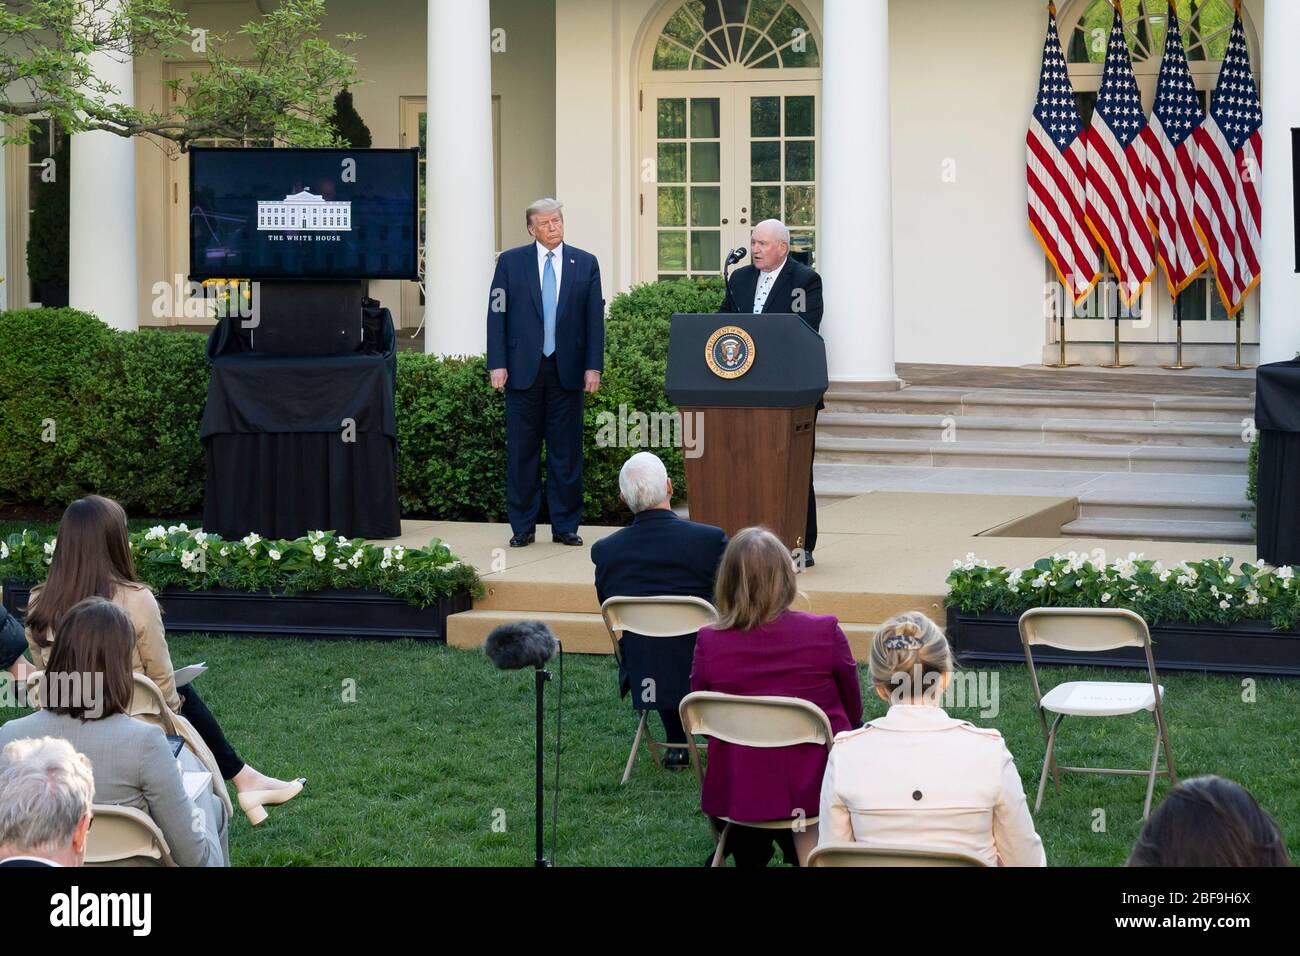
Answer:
[690,527,862,867]
[817,611,1045,866]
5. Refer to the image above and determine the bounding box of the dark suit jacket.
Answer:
[0,857,59,867]
[691,610,863,821]
[720,256,825,410]
[591,509,728,703]
[719,256,823,333]
[0,604,26,670]
[486,242,605,392]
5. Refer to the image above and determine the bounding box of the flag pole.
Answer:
[1220,314,1254,370]
[1100,278,1134,368]
[1046,281,1079,368]
[1162,294,1197,369]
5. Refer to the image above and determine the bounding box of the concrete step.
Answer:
[817,411,1246,448]
[1059,516,1256,543]
[814,436,1248,475]
[447,609,882,657]
[822,385,1254,424]
[1077,494,1253,524]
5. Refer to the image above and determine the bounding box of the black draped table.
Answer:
[200,307,402,541]
[1255,361,1300,566]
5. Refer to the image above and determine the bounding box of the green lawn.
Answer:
[6,631,1296,866]
[4,514,1297,865]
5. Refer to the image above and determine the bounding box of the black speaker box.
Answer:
[248,280,364,356]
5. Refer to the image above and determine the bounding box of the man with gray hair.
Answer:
[591,452,728,762]
[0,737,94,867]
[487,198,606,549]
[719,218,825,565]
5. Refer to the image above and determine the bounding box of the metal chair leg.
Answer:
[711,822,731,867]
[1156,708,1178,785]
[1035,713,1063,812]
[620,711,648,785]
[1049,715,1064,795]
[1143,713,1163,819]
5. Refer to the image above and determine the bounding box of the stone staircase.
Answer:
[815,384,1255,543]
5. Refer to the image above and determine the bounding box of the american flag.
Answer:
[1027,5,1098,304]
[1085,4,1155,309]
[1139,7,1207,300]
[1192,8,1262,317]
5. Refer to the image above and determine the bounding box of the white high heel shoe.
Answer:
[237,778,306,826]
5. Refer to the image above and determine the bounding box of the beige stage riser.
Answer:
[813,439,1248,475]
[447,608,894,660]
[817,414,1247,449]
[474,577,948,629]
[823,388,1253,424]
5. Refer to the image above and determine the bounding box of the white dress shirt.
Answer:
[752,255,787,313]
[818,703,1047,867]
[536,240,564,297]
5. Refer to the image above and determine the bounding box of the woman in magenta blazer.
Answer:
[690,527,863,866]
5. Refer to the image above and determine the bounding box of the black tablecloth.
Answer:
[1254,361,1300,566]
[200,307,402,541]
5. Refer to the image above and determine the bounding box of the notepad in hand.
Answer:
[174,663,208,688]
[182,771,213,802]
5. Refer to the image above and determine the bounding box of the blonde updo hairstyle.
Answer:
[869,611,953,704]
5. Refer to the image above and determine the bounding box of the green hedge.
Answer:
[0,278,724,524]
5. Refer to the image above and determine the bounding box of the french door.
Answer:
[640,80,819,282]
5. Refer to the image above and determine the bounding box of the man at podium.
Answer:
[718,218,824,565]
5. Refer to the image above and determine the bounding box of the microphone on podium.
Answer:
[723,247,748,305]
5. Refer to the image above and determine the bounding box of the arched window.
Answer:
[651,0,819,72]
[1065,0,1237,68]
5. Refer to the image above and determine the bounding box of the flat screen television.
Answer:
[189,147,420,281]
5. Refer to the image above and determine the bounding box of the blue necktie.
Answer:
[542,252,557,357]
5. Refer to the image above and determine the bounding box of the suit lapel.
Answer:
[762,263,796,314]
[526,245,544,322]
[555,249,577,324]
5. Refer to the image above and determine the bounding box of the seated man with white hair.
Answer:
[0,737,95,867]
[592,452,728,762]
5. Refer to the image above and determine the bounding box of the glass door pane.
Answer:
[737,83,818,269]
[650,90,732,281]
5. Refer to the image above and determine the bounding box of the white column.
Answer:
[426,0,497,356]
[68,0,137,330]
[1259,0,1300,365]
[820,0,896,384]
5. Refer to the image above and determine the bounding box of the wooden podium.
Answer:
[665,313,828,552]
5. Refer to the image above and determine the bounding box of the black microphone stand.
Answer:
[534,662,551,868]
[723,248,744,307]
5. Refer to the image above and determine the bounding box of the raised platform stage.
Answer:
[375,491,1256,659]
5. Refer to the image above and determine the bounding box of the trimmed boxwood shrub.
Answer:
[0,277,725,524]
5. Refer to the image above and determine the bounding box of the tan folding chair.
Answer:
[679,690,834,867]
[600,596,717,785]
[1019,607,1177,819]
[808,842,988,867]
[84,804,176,867]
[129,674,234,820]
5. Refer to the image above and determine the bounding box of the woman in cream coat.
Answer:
[818,612,1046,867]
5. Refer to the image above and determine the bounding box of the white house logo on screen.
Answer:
[257,189,352,231]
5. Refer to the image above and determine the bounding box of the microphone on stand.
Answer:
[723,246,748,308]
[484,620,562,868]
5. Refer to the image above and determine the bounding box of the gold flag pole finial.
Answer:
[1048,1,1057,16]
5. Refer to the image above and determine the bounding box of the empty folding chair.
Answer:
[1018,607,1177,819]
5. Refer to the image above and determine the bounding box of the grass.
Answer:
[4,514,1298,865]
[6,632,1296,867]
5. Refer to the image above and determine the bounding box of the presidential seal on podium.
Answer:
[705,326,756,379]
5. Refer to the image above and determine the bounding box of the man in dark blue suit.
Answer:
[719,218,824,566]
[487,199,605,547]
[592,453,728,762]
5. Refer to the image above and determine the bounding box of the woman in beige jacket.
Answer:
[817,612,1046,867]
[23,495,305,826]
